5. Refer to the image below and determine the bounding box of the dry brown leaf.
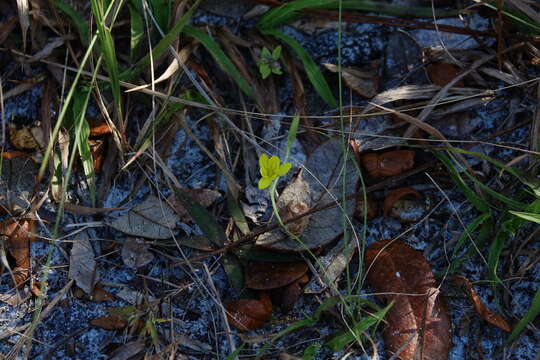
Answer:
[365,240,451,360]
[0,217,37,288]
[361,150,415,178]
[226,293,272,331]
[453,276,511,332]
[121,238,154,269]
[384,188,427,223]
[324,63,378,98]
[64,202,121,215]
[0,151,37,214]
[9,123,45,150]
[426,63,464,87]
[245,261,308,290]
[91,315,128,330]
[69,231,97,295]
[73,286,115,302]
[355,196,378,220]
[110,195,179,239]
[169,188,221,221]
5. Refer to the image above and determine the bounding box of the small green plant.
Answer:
[257,46,283,79]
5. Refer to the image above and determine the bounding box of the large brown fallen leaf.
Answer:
[0,151,37,214]
[0,217,37,288]
[69,231,97,295]
[453,276,511,332]
[245,261,308,290]
[361,150,415,178]
[109,195,179,239]
[365,240,451,360]
[256,139,358,251]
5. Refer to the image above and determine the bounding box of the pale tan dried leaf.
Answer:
[69,231,97,295]
[324,63,378,98]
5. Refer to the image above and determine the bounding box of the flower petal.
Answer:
[277,162,292,176]
[258,177,272,190]
[259,153,269,176]
[268,156,280,174]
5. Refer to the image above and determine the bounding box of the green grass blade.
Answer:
[174,188,227,247]
[227,193,250,235]
[183,25,254,98]
[71,85,97,205]
[325,301,393,352]
[509,211,540,225]
[121,0,201,80]
[433,151,490,213]
[257,0,458,30]
[506,287,540,344]
[448,213,491,273]
[148,0,171,33]
[285,115,300,162]
[262,28,337,107]
[448,215,492,274]
[128,0,145,62]
[90,0,123,123]
[53,0,90,47]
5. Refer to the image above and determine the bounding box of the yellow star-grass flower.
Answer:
[258,153,292,190]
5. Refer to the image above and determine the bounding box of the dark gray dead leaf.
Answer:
[0,288,30,306]
[256,139,359,251]
[0,152,37,214]
[109,195,179,239]
[69,231,97,295]
[121,238,154,268]
[110,341,145,360]
[169,188,221,220]
[305,237,357,294]
[324,63,378,98]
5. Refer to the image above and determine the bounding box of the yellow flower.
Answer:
[258,153,292,190]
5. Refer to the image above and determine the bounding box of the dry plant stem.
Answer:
[403,42,526,139]
[203,264,237,360]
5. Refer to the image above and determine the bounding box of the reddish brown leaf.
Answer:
[365,240,451,360]
[453,276,511,332]
[0,217,37,288]
[245,261,308,290]
[225,293,272,331]
[89,139,106,174]
[91,315,128,330]
[384,188,426,222]
[270,273,309,312]
[361,150,415,178]
[426,63,464,87]
[73,286,115,302]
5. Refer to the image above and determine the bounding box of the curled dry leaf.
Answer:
[245,261,308,290]
[426,63,464,87]
[270,274,309,312]
[226,293,272,331]
[324,63,378,98]
[256,139,358,251]
[277,178,311,236]
[9,123,45,150]
[73,286,115,302]
[384,188,427,222]
[0,217,36,288]
[169,188,221,221]
[365,240,451,360]
[453,276,511,332]
[361,150,415,178]
[91,315,128,330]
[0,151,37,214]
[110,195,179,239]
[69,231,97,295]
[121,238,154,269]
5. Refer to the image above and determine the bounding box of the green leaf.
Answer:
[227,193,250,235]
[506,287,540,344]
[260,64,271,79]
[53,0,90,47]
[302,344,321,359]
[222,254,244,289]
[325,301,393,351]
[509,211,540,225]
[183,25,254,97]
[262,47,272,58]
[262,28,337,107]
[148,0,171,33]
[128,0,144,62]
[174,188,227,247]
[272,45,282,59]
[271,65,283,75]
